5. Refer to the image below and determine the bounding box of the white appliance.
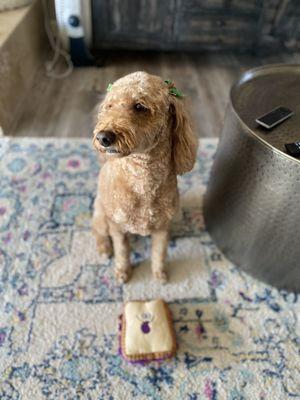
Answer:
[54,0,94,66]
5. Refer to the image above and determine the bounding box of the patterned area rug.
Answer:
[0,137,299,400]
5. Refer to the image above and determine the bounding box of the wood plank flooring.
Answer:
[9,50,300,138]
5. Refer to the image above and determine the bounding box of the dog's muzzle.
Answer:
[96,131,116,147]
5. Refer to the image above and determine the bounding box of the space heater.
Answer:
[54,0,94,66]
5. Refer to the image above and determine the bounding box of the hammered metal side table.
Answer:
[203,64,300,292]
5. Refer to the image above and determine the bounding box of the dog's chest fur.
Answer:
[99,154,179,235]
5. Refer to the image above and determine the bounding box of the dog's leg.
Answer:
[109,222,132,283]
[92,199,113,258]
[151,229,169,284]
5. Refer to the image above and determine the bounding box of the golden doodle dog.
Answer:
[92,71,197,284]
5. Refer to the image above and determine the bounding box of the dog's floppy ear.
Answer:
[169,97,198,175]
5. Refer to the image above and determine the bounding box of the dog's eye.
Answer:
[134,103,148,112]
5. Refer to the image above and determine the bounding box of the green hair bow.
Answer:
[164,79,184,98]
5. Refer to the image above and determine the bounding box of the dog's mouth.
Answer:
[100,146,130,157]
[105,148,120,154]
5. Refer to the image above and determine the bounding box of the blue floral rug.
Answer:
[0,137,299,400]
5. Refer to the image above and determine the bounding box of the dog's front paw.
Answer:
[153,270,168,284]
[96,235,113,259]
[115,267,132,284]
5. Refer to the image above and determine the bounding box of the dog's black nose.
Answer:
[96,131,116,147]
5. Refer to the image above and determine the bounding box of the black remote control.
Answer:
[285,141,300,158]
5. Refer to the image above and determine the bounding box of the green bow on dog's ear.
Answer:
[169,87,184,98]
[164,79,184,98]
[107,83,113,92]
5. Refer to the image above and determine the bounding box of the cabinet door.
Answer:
[175,0,264,50]
[92,0,175,50]
[269,0,300,49]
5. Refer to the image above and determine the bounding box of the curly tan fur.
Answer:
[92,71,198,283]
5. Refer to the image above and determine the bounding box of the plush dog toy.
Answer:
[92,71,197,283]
[119,299,176,363]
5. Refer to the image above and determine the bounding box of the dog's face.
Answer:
[93,71,170,157]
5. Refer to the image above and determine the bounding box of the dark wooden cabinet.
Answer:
[92,0,299,51]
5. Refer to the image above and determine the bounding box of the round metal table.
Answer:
[203,64,300,292]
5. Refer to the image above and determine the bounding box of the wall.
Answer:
[0,0,47,134]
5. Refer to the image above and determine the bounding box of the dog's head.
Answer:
[93,71,197,174]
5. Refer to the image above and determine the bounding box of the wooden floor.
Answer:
[9,50,300,138]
